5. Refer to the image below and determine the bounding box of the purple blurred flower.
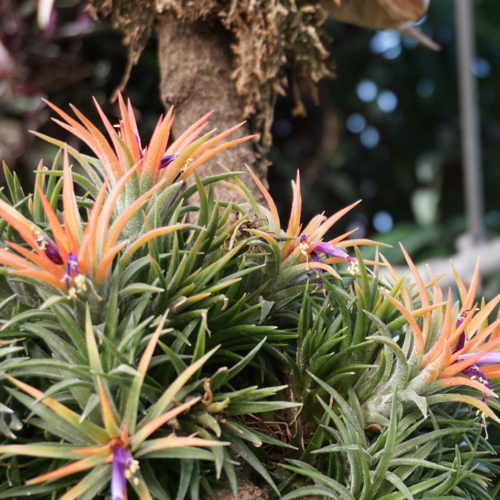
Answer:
[111,445,139,500]
[300,234,357,271]
[456,352,500,402]
[160,153,179,169]
[34,233,64,265]
[455,309,471,329]
[457,352,500,365]
[134,134,143,159]
[461,364,491,402]
[63,251,80,288]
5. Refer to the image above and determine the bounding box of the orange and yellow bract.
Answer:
[41,93,253,192]
[384,246,500,416]
[0,149,187,294]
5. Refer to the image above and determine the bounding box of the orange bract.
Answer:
[0,149,188,294]
[389,252,500,404]
[45,92,254,191]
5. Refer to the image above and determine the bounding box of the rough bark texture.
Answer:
[157,13,266,204]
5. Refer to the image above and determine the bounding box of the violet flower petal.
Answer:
[454,332,465,353]
[134,134,143,160]
[313,241,350,260]
[461,364,491,402]
[159,153,179,169]
[457,352,500,365]
[310,251,323,283]
[111,446,130,500]
[63,251,80,288]
[455,309,471,329]
[311,251,322,270]
[35,235,64,265]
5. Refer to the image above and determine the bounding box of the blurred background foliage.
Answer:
[2,0,500,265]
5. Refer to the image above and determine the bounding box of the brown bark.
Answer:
[157,13,266,204]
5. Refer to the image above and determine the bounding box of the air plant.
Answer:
[359,246,500,424]
[33,93,252,231]
[219,169,387,300]
[0,149,188,301]
[0,310,226,500]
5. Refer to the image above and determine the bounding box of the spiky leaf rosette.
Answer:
[0,304,298,499]
[33,94,253,234]
[276,389,499,500]
[217,168,390,303]
[358,248,500,426]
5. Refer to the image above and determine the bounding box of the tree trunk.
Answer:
[156,13,266,204]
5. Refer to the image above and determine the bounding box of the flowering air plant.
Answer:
[32,93,253,232]
[0,310,226,500]
[0,149,188,302]
[219,168,388,299]
[359,246,500,425]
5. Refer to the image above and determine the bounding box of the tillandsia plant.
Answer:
[33,93,252,232]
[1,95,500,500]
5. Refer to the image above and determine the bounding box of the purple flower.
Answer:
[455,352,500,402]
[159,153,179,169]
[111,445,139,500]
[455,309,471,329]
[300,234,357,271]
[461,365,491,402]
[34,234,64,265]
[453,332,465,354]
[457,352,500,365]
[62,252,80,288]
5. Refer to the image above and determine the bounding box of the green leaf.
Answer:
[377,473,450,500]
[134,447,214,461]
[227,434,279,495]
[370,386,398,499]
[6,389,96,445]
[225,401,301,416]
[140,460,171,500]
[280,487,339,499]
[211,337,266,390]
[177,459,194,500]
[119,284,164,298]
[0,477,78,498]
[307,372,364,440]
[282,463,355,500]
[384,471,414,500]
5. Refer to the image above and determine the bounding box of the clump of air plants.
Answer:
[0,96,499,500]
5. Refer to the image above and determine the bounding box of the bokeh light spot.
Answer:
[472,57,491,78]
[370,31,401,55]
[377,90,398,113]
[373,211,393,233]
[360,126,379,148]
[356,80,378,102]
[274,119,292,137]
[416,79,435,98]
[346,113,366,133]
